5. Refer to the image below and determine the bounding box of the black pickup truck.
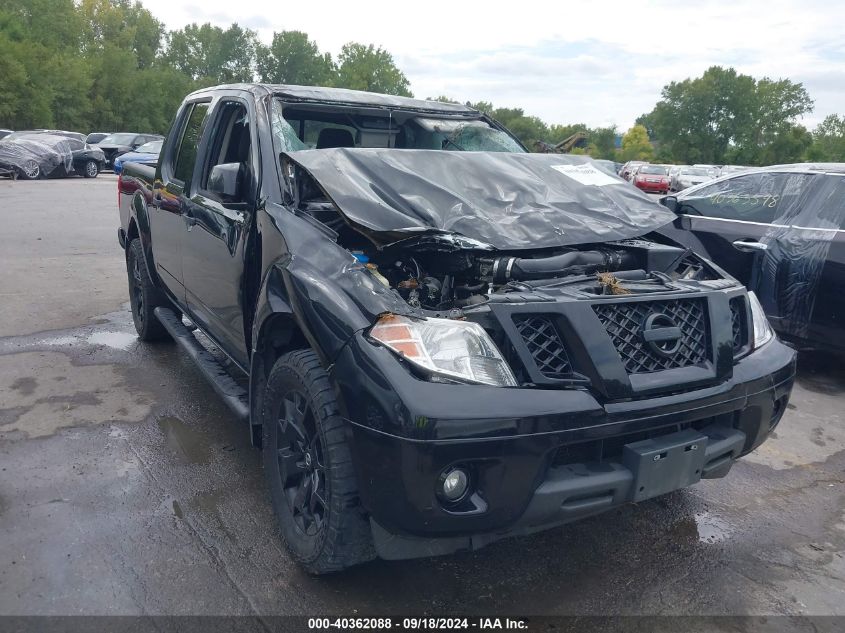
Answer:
[117,83,796,573]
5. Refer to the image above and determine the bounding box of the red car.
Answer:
[633,164,671,193]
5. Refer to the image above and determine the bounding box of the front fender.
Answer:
[254,204,415,365]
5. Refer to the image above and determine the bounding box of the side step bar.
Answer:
[153,307,249,422]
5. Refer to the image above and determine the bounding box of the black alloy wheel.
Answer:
[262,350,375,573]
[126,238,169,341]
[276,389,328,536]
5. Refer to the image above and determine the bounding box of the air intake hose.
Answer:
[491,249,636,283]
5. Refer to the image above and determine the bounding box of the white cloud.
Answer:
[142,0,845,129]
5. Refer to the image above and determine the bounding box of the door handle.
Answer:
[732,240,768,253]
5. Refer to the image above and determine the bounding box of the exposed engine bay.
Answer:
[356,237,722,312]
[296,198,727,316]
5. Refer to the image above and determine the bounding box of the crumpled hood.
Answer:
[284,149,676,250]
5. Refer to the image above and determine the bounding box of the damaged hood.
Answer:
[285,149,676,250]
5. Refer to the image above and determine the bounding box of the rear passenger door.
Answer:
[180,97,257,367]
[151,100,210,301]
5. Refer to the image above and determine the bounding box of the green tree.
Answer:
[495,111,547,148]
[256,30,334,86]
[164,22,257,83]
[640,66,812,165]
[335,43,411,96]
[78,0,163,69]
[0,0,90,129]
[807,114,845,161]
[466,100,494,114]
[547,123,587,146]
[619,124,653,161]
[585,126,618,160]
[427,95,460,104]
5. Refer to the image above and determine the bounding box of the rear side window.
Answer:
[679,172,816,224]
[173,102,209,183]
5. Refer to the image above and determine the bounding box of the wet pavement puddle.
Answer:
[157,415,212,465]
[693,511,734,544]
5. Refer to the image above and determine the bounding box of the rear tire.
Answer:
[262,350,375,574]
[126,238,170,341]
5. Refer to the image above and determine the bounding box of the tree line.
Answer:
[1,0,842,165]
[0,0,412,135]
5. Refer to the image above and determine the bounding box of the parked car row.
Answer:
[619,161,753,193]
[0,128,163,179]
[0,131,105,179]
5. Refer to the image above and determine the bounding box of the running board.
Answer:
[153,307,249,422]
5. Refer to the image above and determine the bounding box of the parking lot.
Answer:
[1,176,844,617]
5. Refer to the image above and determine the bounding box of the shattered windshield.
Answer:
[413,118,525,152]
[271,98,524,153]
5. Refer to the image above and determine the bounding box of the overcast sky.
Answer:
[141,0,845,131]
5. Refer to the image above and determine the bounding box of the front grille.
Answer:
[729,296,748,354]
[593,298,708,374]
[513,316,572,378]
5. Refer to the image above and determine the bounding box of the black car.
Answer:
[116,84,795,573]
[86,132,111,145]
[0,133,105,179]
[96,132,164,168]
[660,164,845,351]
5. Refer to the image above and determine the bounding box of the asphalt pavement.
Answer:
[0,177,843,618]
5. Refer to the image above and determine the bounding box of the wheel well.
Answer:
[126,218,139,248]
[249,313,309,447]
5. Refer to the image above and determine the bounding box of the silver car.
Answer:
[670,166,716,192]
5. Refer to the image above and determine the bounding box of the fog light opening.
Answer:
[770,396,788,430]
[438,467,470,503]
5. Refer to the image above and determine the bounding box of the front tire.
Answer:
[262,350,375,574]
[83,160,99,178]
[126,238,170,341]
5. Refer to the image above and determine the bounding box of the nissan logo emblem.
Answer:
[641,312,683,357]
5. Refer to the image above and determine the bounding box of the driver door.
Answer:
[180,98,257,368]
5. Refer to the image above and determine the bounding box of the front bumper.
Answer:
[331,334,795,559]
[635,180,669,193]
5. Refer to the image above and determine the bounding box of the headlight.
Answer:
[369,314,517,387]
[748,291,774,348]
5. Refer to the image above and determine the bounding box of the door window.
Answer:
[198,101,253,203]
[173,102,209,184]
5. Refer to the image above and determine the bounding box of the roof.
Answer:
[760,162,845,174]
[189,83,478,115]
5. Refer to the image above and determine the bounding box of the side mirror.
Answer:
[208,162,243,200]
[660,195,679,213]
